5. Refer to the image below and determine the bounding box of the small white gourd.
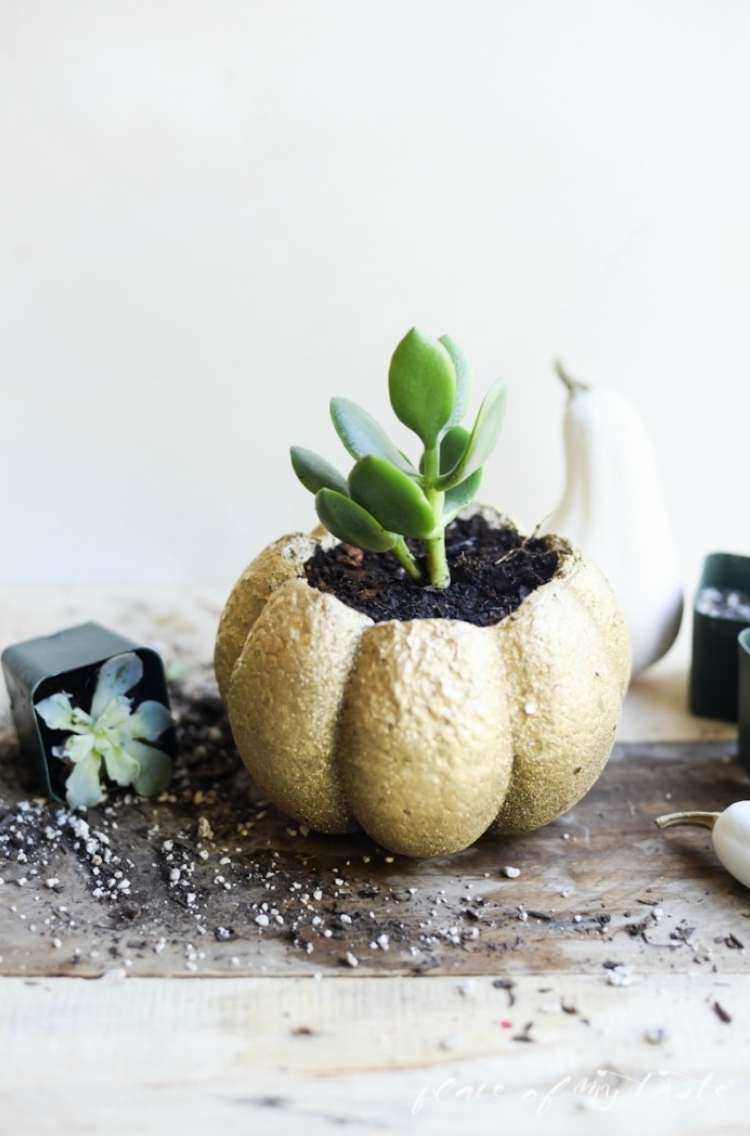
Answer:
[656,803,750,889]
[546,362,683,677]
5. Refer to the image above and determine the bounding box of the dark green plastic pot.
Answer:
[1,622,173,802]
[738,628,750,770]
[689,553,750,722]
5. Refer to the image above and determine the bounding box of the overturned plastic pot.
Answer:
[215,508,630,858]
[2,622,175,804]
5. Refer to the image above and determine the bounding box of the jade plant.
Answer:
[291,328,507,588]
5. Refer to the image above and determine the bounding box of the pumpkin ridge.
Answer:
[215,530,339,696]
[226,579,369,833]
[492,551,624,835]
[335,619,513,857]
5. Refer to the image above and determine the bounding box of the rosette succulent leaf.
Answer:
[291,328,507,588]
[35,652,173,809]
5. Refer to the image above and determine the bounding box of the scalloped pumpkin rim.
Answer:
[302,511,561,630]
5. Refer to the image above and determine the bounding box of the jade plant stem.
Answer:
[422,446,450,589]
[392,538,422,583]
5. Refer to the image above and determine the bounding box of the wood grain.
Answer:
[1,973,746,1135]
[2,586,749,1136]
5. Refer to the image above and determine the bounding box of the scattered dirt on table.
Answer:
[0,669,573,975]
[1,671,749,979]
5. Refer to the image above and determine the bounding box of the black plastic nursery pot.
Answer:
[689,553,750,722]
[738,628,750,770]
[1,622,174,803]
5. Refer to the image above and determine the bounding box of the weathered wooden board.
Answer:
[2,590,749,1136]
[1,661,749,979]
[1,973,747,1136]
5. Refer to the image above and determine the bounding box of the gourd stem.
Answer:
[422,445,450,589]
[655,810,720,831]
[554,359,590,397]
[393,538,422,583]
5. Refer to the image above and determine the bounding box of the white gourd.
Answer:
[546,363,683,677]
[656,803,750,889]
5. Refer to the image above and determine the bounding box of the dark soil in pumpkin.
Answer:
[304,513,559,627]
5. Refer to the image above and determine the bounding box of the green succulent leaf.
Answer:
[36,691,89,733]
[349,455,436,539]
[388,328,456,447]
[439,426,470,475]
[315,488,398,552]
[91,653,142,720]
[419,425,470,480]
[290,446,349,496]
[127,700,172,743]
[129,741,174,798]
[101,740,139,787]
[330,398,414,474]
[436,380,507,491]
[443,469,482,524]
[439,336,471,427]
[65,754,105,809]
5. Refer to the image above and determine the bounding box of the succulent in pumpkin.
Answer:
[215,333,631,858]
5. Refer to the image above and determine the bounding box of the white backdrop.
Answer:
[2,0,749,587]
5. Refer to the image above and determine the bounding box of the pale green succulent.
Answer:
[35,652,173,810]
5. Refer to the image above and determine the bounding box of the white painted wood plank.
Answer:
[0,974,746,1135]
[0,588,744,1136]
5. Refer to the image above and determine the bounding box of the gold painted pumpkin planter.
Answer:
[215,507,630,858]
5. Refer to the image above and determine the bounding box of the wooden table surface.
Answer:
[1,586,747,1135]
